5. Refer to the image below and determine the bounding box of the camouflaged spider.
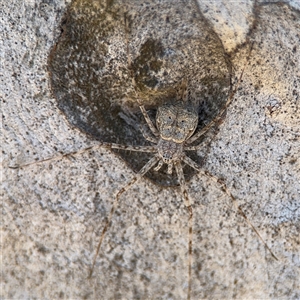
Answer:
[83,75,277,299]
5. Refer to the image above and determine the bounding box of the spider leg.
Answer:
[186,85,236,145]
[154,160,164,172]
[182,154,201,172]
[136,98,160,138]
[89,155,160,278]
[125,13,158,139]
[184,142,207,151]
[187,44,254,145]
[182,154,278,261]
[167,163,173,175]
[9,142,157,169]
[174,162,193,300]
[184,128,219,152]
[202,170,278,261]
[140,125,159,144]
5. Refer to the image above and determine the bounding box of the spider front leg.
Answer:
[187,43,253,146]
[9,142,157,169]
[202,170,278,261]
[140,125,159,144]
[136,98,160,138]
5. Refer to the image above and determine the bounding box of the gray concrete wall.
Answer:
[2,0,299,299]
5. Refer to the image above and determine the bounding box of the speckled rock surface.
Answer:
[1,1,299,299]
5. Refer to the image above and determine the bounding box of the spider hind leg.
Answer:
[174,161,193,300]
[89,155,160,278]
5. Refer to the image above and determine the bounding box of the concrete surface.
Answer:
[1,0,299,299]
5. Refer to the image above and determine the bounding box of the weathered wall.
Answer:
[1,1,299,299]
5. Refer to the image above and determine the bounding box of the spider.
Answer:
[82,64,277,299]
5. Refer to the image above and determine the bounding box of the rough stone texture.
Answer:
[1,1,299,299]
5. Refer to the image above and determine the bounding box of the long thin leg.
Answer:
[184,132,217,151]
[136,98,160,138]
[88,155,160,278]
[124,12,158,139]
[202,170,278,261]
[182,154,278,260]
[9,142,157,169]
[182,155,202,172]
[187,44,254,145]
[174,162,193,300]
[140,125,159,144]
